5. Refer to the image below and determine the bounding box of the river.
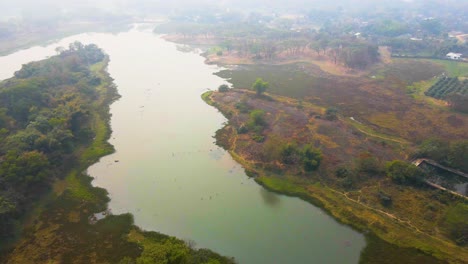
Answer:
[0,25,365,263]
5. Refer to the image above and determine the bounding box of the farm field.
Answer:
[425,77,468,99]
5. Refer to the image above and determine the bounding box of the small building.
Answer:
[446,52,462,60]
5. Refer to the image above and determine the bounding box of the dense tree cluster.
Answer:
[425,77,468,99]
[385,160,425,185]
[278,143,323,172]
[415,139,468,172]
[156,20,382,69]
[262,139,323,173]
[340,44,380,69]
[218,84,229,92]
[424,77,468,113]
[157,3,468,63]
[0,42,108,242]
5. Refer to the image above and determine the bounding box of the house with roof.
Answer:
[446,52,462,60]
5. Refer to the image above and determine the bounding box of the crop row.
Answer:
[425,77,468,99]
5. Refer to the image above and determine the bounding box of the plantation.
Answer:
[425,77,468,99]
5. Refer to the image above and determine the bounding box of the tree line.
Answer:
[156,21,381,69]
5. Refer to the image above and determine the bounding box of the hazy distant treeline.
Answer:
[1,0,467,22]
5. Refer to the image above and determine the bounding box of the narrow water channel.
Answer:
[0,25,365,264]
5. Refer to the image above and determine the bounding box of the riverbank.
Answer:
[202,89,467,263]
[0,20,131,56]
[159,24,468,264]
[162,34,395,79]
[1,49,235,263]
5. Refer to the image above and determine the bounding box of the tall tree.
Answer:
[252,78,269,96]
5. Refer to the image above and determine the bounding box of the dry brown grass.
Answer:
[207,89,468,263]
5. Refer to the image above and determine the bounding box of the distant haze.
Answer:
[1,0,466,20]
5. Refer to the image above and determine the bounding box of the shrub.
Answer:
[378,191,392,207]
[237,125,248,134]
[249,109,266,127]
[218,84,229,92]
[385,160,425,185]
[252,78,268,95]
[252,134,265,142]
[301,144,323,172]
[280,143,300,165]
[357,153,383,175]
[325,107,338,121]
[234,101,250,113]
[335,167,351,178]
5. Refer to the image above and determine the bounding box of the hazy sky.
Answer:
[0,0,463,20]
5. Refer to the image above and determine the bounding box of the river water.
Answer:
[0,25,365,263]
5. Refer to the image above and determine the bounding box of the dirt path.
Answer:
[378,46,393,64]
[325,186,452,245]
[344,117,409,145]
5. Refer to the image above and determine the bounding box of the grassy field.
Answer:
[434,60,468,77]
[216,59,468,145]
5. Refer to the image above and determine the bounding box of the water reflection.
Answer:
[260,188,281,208]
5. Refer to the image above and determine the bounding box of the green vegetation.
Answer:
[416,139,468,172]
[301,145,323,172]
[0,42,111,244]
[201,91,215,106]
[252,78,268,95]
[128,229,234,264]
[424,77,468,112]
[246,109,266,142]
[340,44,380,69]
[279,143,323,172]
[443,203,468,246]
[366,19,409,37]
[434,60,468,77]
[218,84,229,92]
[425,77,468,99]
[1,44,234,264]
[359,235,446,264]
[325,107,338,121]
[248,109,266,128]
[385,160,425,185]
[356,153,384,175]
